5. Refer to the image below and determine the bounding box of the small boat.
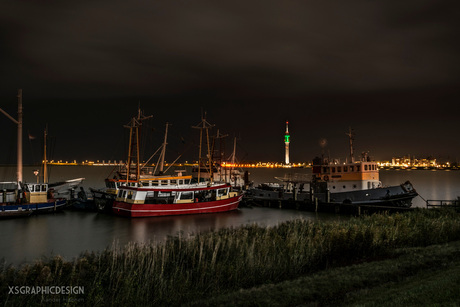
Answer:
[0,90,67,218]
[0,182,67,217]
[244,174,310,203]
[112,113,243,217]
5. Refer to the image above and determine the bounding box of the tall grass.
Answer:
[1,208,460,306]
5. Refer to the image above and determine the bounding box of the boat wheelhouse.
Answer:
[312,158,382,193]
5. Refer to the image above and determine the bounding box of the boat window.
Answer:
[180,192,193,200]
[158,192,171,197]
[343,185,346,189]
[178,180,183,185]
[337,167,342,172]
[127,191,133,199]
[332,167,336,173]
[35,185,40,192]
[353,184,357,188]
[332,186,336,189]
[356,166,360,171]
[344,166,348,172]
[170,179,177,184]
[122,191,127,198]
[365,165,368,171]
[217,189,228,196]
[41,185,47,192]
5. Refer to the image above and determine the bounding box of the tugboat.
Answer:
[112,114,243,217]
[243,128,418,211]
[310,128,418,207]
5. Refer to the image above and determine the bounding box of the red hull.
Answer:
[112,194,242,217]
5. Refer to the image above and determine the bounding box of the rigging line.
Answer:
[417,192,430,206]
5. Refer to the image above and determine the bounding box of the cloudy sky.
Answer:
[1,0,459,164]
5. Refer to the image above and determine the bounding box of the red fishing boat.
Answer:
[112,179,242,217]
[112,112,242,217]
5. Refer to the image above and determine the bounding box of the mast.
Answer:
[192,112,214,183]
[229,136,237,185]
[43,125,48,183]
[124,107,152,182]
[0,89,22,183]
[17,90,23,183]
[346,127,355,163]
[158,122,170,175]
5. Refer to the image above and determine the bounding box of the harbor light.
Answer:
[33,169,39,183]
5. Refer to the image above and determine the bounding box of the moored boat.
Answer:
[0,90,67,218]
[112,177,242,217]
[0,182,67,218]
[310,129,418,207]
[112,112,243,217]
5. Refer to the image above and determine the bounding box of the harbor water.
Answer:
[1,165,460,266]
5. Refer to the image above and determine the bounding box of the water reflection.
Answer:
[0,207,337,266]
[2,166,460,267]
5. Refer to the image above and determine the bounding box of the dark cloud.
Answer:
[0,0,459,163]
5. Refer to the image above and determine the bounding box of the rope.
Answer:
[417,193,430,206]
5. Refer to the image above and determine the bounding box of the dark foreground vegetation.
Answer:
[1,208,460,306]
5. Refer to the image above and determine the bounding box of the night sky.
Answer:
[1,0,459,165]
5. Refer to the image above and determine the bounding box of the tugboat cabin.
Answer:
[312,157,381,193]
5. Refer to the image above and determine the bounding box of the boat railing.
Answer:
[426,199,460,208]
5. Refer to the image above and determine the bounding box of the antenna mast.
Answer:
[346,127,355,163]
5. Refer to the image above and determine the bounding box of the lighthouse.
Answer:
[284,121,290,165]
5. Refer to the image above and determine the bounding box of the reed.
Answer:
[1,208,460,306]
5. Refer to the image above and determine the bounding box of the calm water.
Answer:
[1,165,459,266]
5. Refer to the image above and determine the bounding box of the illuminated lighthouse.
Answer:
[284,121,290,165]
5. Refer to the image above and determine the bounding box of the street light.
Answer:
[33,169,39,183]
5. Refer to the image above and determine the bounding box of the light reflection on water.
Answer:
[1,166,460,266]
[0,207,338,267]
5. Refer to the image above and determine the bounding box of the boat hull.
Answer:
[0,199,68,218]
[112,194,242,217]
[90,188,116,213]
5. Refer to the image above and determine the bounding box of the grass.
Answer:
[1,208,460,306]
[189,241,460,306]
